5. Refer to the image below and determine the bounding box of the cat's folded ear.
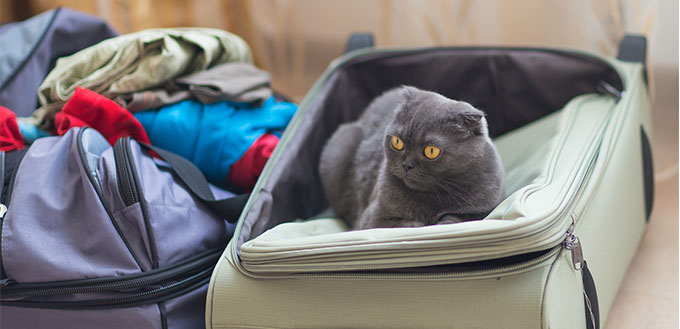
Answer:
[454,106,487,136]
[399,85,419,102]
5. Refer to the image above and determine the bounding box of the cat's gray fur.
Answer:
[319,86,505,229]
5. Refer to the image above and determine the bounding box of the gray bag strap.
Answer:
[139,143,249,223]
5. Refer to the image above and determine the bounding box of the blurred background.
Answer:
[1,0,676,101]
[1,1,678,328]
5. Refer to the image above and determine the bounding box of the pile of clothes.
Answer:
[0,8,297,192]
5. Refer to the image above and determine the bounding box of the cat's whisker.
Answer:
[430,186,446,205]
[436,180,478,210]
[442,184,474,202]
[443,182,477,207]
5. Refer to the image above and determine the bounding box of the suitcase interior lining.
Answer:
[239,48,623,247]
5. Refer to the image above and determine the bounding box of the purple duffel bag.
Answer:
[0,127,247,329]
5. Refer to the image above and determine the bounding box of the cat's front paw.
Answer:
[357,217,426,229]
[436,214,463,225]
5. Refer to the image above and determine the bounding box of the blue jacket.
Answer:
[134,96,296,182]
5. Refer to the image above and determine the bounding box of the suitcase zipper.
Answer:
[242,223,580,280]
[596,81,623,101]
[245,245,561,279]
[563,223,584,271]
[0,249,221,309]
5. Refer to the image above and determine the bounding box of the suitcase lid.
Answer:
[229,47,644,275]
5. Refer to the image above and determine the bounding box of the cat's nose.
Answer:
[403,163,414,173]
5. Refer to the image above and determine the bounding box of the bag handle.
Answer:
[139,143,249,223]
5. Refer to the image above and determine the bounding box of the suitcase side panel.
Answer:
[207,250,552,329]
[543,63,651,329]
[576,64,649,327]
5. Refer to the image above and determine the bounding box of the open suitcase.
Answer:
[205,35,653,329]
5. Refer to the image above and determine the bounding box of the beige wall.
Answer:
[3,0,678,102]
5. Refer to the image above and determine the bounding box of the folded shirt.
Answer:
[33,27,252,130]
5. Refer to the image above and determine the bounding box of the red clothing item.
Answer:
[0,106,26,151]
[227,133,279,192]
[55,87,150,145]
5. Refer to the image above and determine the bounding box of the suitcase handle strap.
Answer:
[139,143,249,223]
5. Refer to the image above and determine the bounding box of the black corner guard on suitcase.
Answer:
[582,261,600,329]
[345,33,375,54]
[139,143,249,223]
[617,34,648,85]
[640,126,654,221]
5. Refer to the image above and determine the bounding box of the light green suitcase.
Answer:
[206,35,653,329]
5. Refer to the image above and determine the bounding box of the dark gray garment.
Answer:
[0,8,117,117]
[115,62,272,112]
[115,89,193,113]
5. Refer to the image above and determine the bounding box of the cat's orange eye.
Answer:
[424,146,441,159]
[391,136,404,150]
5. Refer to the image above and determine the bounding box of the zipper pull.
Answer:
[596,81,623,102]
[564,224,584,271]
[0,278,14,287]
[0,203,7,219]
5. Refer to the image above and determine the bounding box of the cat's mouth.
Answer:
[400,174,428,191]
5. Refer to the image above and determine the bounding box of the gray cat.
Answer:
[319,86,505,230]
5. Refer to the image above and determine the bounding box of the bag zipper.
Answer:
[76,128,146,270]
[113,136,159,269]
[114,138,139,206]
[0,249,221,309]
